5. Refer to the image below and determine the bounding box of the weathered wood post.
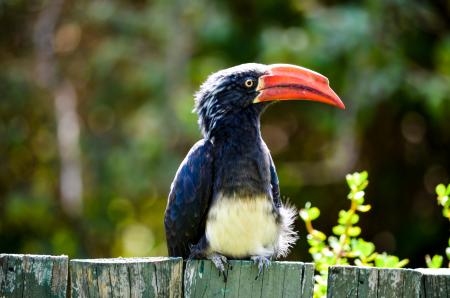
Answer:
[416,268,450,298]
[184,260,315,298]
[0,254,68,298]
[5,254,450,297]
[70,257,183,298]
[327,265,450,298]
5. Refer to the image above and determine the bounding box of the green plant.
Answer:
[425,183,450,268]
[300,171,409,298]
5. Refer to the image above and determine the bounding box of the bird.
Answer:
[164,63,344,280]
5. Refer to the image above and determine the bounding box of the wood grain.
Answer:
[327,266,449,298]
[70,257,183,298]
[0,254,68,298]
[184,260,314,298]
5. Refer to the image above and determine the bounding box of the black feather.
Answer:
[164,139,214,258]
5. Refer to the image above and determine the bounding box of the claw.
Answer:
[251,256,271,280]
[208,253,229,282]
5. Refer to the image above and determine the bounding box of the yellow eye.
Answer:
[244,79,254,88]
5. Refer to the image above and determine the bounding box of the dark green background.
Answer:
[1,0,449,267]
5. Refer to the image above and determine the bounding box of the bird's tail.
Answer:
[276,203,299,258]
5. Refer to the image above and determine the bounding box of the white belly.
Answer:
[205,194,279,258]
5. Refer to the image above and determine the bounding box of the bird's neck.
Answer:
[209,107,262,144]
[210,108,271,198]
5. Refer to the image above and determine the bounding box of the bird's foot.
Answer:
[251,255,271,280]
[208,253,229,282]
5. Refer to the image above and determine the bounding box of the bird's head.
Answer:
[194,63,344,138]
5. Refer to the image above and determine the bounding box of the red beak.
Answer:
[254,64,345,109]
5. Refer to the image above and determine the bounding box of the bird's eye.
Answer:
[244,79,254,88]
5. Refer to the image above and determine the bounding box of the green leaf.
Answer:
[354,191,365,200]
[436,184,447,196]
[328,236,340,249]
[346,171,369,190]
[307,234,322,247]
[425,254,443,268]
[308,207,320,221]
[442,207,450,219]
[438,194,449,207]
[346,251,357,258]
[360,171,368,182]
[309,246,320,254]
[446,247,450,261]
[356,204,371,212]
[375,253,407,268]
[332,225,345,236]
[354,194,365,204]
[350,214,359,224]
[352,238,375,257]
[348,226,361,237]
[346,174,355,189]
[353,172,362,184]
[375,253,393,267]
[360,180,369,190]
[338,210,350,224]
[311,229,327,241]
[396,259,409,268]
[299,209,309,221]
[366,253,378,262]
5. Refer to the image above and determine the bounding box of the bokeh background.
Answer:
[1,0,450,267]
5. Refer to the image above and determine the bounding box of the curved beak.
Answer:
[254,64,345,109]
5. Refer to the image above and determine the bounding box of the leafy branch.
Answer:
[300,171,408,298]
[425,183,450,268]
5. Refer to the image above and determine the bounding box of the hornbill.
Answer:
[164,63,344,279]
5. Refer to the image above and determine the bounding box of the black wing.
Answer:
[269,155,281,208]
[164,139,214,258]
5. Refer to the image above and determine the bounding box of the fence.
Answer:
[1,254,449,297]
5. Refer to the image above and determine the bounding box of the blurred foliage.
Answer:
[300,171,408,297]
[0,0,450,267]
[425,183,450,268]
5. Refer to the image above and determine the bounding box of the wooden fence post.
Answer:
[5,255,450,297]
[327,265,450,298]
[0,254,68,298]
[184,260,315,298]
[416,268,450,297]
[70,257,183,298]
